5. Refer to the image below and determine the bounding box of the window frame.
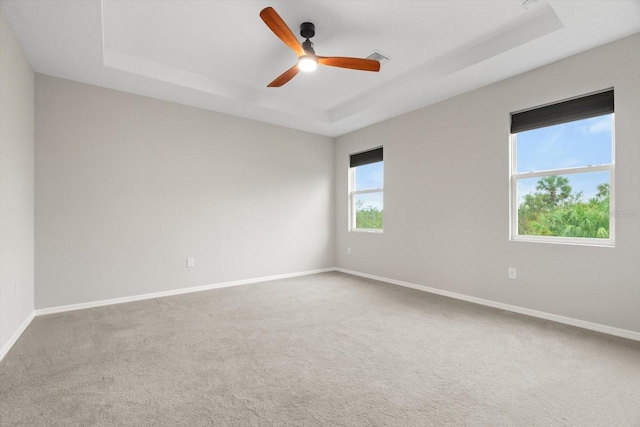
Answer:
[509,113,616,247]
[349,153,384,234]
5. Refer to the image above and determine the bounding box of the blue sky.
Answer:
[516,114,613,202]
[355,162,384,191]
[354,162,384,211]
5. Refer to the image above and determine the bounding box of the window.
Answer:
[349,147,383,232]
[510,89,614,246]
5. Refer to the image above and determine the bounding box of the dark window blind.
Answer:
[350,147,383,168]
[511,89,614,134]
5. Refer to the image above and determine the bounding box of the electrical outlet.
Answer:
[347,248,351,255]
[186,258,195,268]
[508,268,517,280]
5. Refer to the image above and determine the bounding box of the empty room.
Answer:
[1,0,639,425]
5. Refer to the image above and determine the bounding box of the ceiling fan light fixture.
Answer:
[298,55,318,72]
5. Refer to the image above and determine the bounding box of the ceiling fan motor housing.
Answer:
[302,39,315,55]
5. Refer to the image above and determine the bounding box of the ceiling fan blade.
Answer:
[267,64,300,87]
[260,7,305,57]
[317,56,381,72]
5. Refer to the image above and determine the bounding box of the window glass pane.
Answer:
[355,192,383,230]
[355,161,383,191]
[516,115,612,173]
[517,171,610,239]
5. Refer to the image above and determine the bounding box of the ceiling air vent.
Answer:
[366,51,391,66]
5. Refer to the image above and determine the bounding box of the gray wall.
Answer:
[335,34,640,333]
[35,75,335,309]
[0,11,35,353]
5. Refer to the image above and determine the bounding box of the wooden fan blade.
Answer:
[267,64,300,87]
[317,56,380,72]
[260,7,305,57]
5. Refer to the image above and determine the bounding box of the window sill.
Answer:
[350,229,383,234]
[510,236,614,248]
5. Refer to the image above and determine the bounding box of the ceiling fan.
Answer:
[259,7,381,87]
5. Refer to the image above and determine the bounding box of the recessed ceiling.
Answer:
[2,0,639,137]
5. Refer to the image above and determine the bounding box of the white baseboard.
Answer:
[336,268,640,342]
[35,267,336,316]
[0,310,36,362]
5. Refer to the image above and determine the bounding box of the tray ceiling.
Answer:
[2,0,639,137]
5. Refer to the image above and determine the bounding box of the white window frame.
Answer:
[509,114,615,247]
[349,162,384,233]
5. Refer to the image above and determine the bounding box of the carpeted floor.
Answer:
[1,272,639,426]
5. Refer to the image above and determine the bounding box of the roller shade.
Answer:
[350,147,383,168]
[511,89,614,134]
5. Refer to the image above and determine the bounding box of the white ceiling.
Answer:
[2,0,639,137]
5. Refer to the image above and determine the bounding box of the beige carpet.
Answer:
[1,272,639,426]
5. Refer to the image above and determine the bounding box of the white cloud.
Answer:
[582,116,611,134]
[560,158,581,168]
